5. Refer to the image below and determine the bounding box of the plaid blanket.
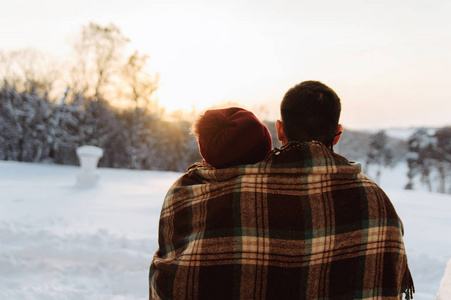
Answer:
[149,141,414,300]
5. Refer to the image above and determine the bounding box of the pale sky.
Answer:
[1,0,450,129]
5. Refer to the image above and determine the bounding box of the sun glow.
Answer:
[139,13,243,115]
[1,0,451,128]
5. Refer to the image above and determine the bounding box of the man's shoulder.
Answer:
[264,141,362,176]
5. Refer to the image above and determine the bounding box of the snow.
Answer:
[0,161,180,299]
[437,258,451,300]
[76,145,104,157]
[76,145,104,185]
[1,160,450,299]
[365,163,451,299]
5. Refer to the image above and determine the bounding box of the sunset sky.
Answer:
[1,0,450,129]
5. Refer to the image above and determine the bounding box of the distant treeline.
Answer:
[0,83,200,171]
[1,83,450,193]
[0,21,450,193]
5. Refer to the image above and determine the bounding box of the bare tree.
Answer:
[0,50,14,83]
[122,51,159,111]
[69,22,129,101]
[0,48,61,98]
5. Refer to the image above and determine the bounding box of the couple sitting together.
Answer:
[149,81,414,300]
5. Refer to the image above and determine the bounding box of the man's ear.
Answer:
[333,124,343,146]
[276,120,287,144]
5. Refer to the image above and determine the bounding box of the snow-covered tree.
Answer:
[366,130,394,184]
[434,127,451,193]
[0,84,22,160]
[46,93,125,167]
[405,128,433,190]
[0,83,54,162]
[117,108,160,169]
[404,127,448,192]
[157,120,201,171]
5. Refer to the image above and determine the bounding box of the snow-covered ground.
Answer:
[437,259,451,300]
[0,160,450,299]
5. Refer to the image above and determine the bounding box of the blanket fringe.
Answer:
[404,268,415,299]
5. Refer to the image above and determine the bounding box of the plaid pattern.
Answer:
[149,141,414,300]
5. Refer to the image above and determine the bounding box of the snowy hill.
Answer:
[0,160,450,299]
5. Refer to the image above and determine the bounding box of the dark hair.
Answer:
[280,80,341,146]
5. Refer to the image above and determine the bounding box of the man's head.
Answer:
[193,107,272,168]
[276,80,343,147]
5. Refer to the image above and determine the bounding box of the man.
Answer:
[149,81,414,299]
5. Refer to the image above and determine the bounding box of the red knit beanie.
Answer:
[195,107,272,168]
